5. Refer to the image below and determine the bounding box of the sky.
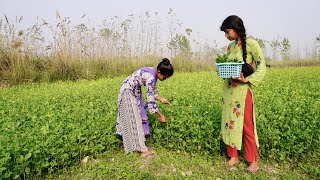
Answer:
[2,0,320,52]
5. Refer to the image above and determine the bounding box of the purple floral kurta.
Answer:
[116,67,158,153]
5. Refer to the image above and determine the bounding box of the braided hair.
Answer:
[220,15,247,62]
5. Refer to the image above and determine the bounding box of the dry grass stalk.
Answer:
[11,40,22,49]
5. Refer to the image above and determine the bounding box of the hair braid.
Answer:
[239,32,247,62]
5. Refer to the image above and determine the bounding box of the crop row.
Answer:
[0,67,319,179]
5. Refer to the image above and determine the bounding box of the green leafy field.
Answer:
[0,67,319,179]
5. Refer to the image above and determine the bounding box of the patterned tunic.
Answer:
[116,67,158,153]
[220,38,266,150]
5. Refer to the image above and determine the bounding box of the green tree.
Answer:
[270,38,280,60]
[167,28,192,58]
[280,37,291,60]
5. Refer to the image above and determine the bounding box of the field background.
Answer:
[1,12,320,179]
[0,66,319,179]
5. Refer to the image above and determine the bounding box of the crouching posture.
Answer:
[116,58,173,157]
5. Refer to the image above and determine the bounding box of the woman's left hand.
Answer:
[233,73,249,83]
[156,111,166,123]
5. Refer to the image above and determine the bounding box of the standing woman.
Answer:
[219,15,266,172]
[116,58,173,158]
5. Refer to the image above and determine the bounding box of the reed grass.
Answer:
[0,12,318,86]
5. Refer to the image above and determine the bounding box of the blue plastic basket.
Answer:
[216,62,244,78]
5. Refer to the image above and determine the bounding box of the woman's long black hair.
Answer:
[220,15,247,62]
[157,58,174,77]
[220,15,254,77]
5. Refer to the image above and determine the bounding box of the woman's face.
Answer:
[224,29,239,41]
[156,71,168,81]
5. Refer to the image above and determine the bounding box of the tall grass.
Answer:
[0,11,319,86]
[0,51,214,86]
[267,58,320,68]
[0,11,216,86]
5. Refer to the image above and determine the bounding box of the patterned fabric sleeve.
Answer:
[143,72,159,114]
[247,39,267,86]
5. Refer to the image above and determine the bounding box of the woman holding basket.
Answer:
[219,15,266,173]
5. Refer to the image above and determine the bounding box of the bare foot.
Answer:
[140,149,155,158]
[223,157,239,166]
[246,160,259,173]
[148,147,155,154]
